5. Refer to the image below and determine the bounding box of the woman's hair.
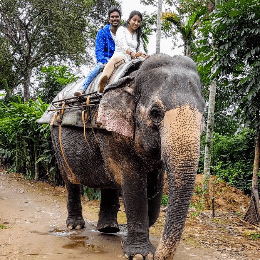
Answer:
[124,11,143,51]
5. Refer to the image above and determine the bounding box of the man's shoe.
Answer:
[98,76,108,93]
[74,90,84,96]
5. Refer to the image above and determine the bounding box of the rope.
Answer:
[81,110,90,146]
[58,116,80,184]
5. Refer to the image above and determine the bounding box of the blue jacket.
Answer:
[95,24,115,64]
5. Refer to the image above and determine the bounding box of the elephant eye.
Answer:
[150,105,165,125]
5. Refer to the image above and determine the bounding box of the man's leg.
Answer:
[82,62,104,91]
[74,62,103,96]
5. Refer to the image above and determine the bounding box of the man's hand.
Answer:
[141,53,149,59]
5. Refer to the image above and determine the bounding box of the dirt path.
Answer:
[0,172,242,259]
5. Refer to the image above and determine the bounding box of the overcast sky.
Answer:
[120,0,183,56]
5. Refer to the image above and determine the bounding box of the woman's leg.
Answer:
[98,54,125,93]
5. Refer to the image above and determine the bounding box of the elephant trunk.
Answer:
[155,105,203,260]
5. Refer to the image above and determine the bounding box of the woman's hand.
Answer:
[129,51,136,59]
[135,51,142,57]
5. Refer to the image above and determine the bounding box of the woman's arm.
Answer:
[136,41,148,58]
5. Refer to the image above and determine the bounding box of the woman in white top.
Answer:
[99,10,148,92]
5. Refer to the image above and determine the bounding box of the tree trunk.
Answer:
[203,81,216,191]
[156,0,163,54]
[15,133,19,172]
[252,122,260,205]
[23,138,29,175]
[23,67,31,102]
[34,140,39,181]
[244,116,260,225]
[183,39,191,57]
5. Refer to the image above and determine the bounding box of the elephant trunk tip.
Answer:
[155,235,179,260]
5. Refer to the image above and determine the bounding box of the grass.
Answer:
[250,233,260,240]
[0,223,7,229]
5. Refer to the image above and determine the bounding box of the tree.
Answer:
[37,65,78,104]
[0,0,89,101]
[156,0,163,54]
[197,0,260,222]
[203,81,216,190]
[0,37,21,98]
[161,1,209,57]
[0,0,120,101]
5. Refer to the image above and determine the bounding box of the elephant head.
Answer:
[97,54,205,259]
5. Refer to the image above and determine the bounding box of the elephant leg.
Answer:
[148,188,163,227]
[66,181,85,229]
[50,126,85,229]
[97,189,120,233]
[122,175,155,259]
[147,168,164,227]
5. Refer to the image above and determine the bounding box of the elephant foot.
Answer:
[66,216,85,230]
[97,220,120,233]
[124,253,154,260]
[122,237,155,260]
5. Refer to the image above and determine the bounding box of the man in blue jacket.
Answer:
[74,7,121,96]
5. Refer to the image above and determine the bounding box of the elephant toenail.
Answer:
[75,224,81,229]
[67,223,74,230]
[146,253,154,260]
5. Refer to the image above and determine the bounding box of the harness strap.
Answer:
[58,117,80,184]
[81,110,90,146]
[50,113,56,126]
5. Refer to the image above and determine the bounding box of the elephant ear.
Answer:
[97,75,136,138]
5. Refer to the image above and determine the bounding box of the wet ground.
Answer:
[0,172,239,259]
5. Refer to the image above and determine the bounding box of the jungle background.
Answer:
[0,0,260,255]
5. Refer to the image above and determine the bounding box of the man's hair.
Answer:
[108,6,122,18]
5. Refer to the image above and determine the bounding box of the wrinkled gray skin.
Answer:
[51,54,205,259]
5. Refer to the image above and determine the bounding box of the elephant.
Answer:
[49,54,205,259]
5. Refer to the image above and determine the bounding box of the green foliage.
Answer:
[189,199,205,213]
[251,233,260,240]
[141,12,157,52]
[199,128,256,193]
[83,187,101,201]
[0,37,20,97]
[196,0,260,127]
[161,194,168,206]
[194,185,207,196]
[0,97,60,182]
[37,65,78,104]
[0,64,77,184]
[161,0,209,56]
[0,223,7,229]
